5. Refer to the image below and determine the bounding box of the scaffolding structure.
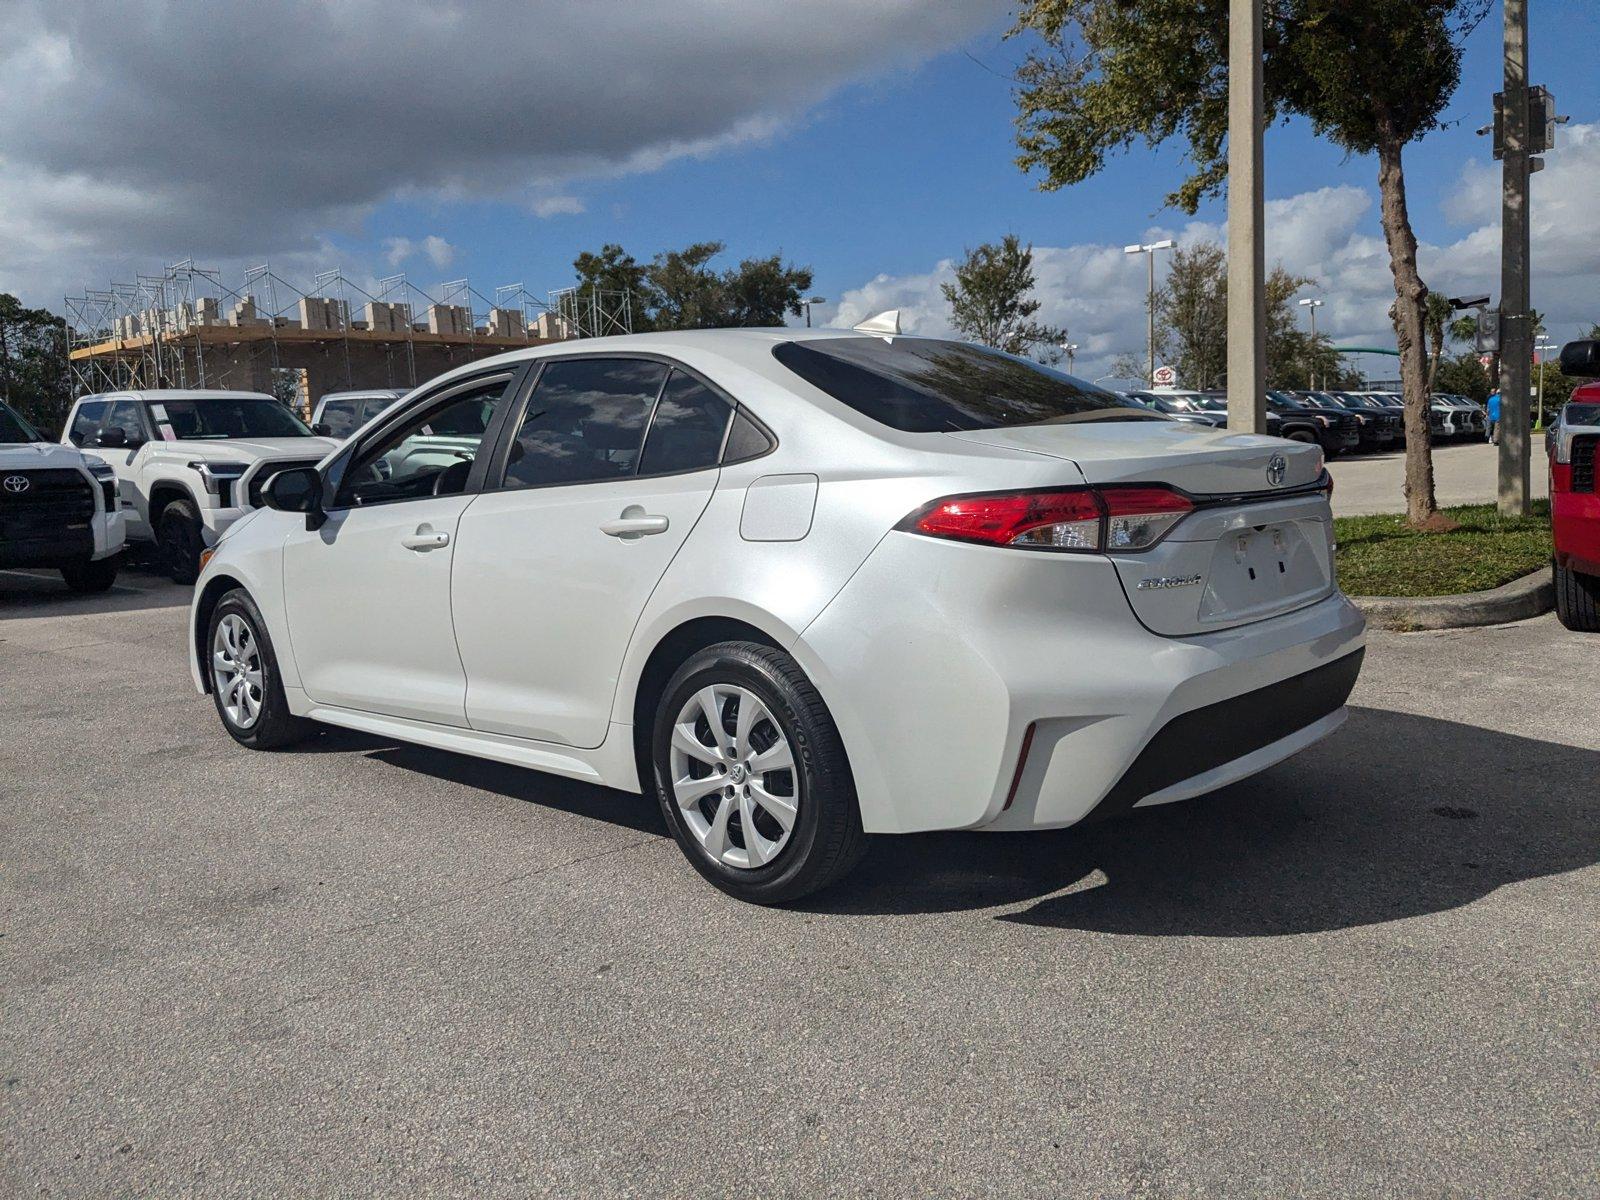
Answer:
[63,260,637,406]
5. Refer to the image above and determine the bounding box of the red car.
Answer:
[1551,340,1600,630]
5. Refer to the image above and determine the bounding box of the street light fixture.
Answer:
[1298,296,1326,388]
[1124,239,1175,384]
[1060,342,1078,373]
[800,296,827,328]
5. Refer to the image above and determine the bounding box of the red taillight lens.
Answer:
[903,485,1192,552]
[908,489,1103,550]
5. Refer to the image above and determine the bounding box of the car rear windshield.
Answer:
[771,337,1157,433]
[155,398,313,439]
[0,403,41,443]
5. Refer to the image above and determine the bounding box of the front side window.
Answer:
[159,397,312,440]
[69,401,109,445]
[103,400,149,444]
[337,376,513,506]
[501,358,669,489]
[0,403,40,444]
[318,399,360,438]
[772,338,1157,433]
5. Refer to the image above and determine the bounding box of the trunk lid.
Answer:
[944,422,1336,635]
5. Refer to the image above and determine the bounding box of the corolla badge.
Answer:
[1266,453,1288,487]
[1136,573,1203,591]
[3,474,30,494]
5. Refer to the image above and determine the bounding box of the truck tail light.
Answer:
[901,485,1193,553]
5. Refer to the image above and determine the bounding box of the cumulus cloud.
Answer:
[0,0,1002,304]
[831,126,1600,381]
[531,195,587,219]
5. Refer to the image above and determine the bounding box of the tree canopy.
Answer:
[0,293,71,433]
[941,234,1066,357]
[569,241,812,333]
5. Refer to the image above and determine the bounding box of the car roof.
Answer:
[318,388,404,401]
[78,389,275,403]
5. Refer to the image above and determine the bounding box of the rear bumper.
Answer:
[1553,488,1600,576]
[796,532,1366,835]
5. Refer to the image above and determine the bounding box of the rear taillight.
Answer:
[901,485,1193,553]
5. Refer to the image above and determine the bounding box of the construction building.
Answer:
[65,262,635,415]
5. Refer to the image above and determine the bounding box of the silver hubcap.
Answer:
[669,684,798,870]
[212,613,264,729]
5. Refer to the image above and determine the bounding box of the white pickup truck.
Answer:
[64,390,336,582]
[1,400,126,591]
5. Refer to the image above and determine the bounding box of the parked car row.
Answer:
[1119,387,1489,452]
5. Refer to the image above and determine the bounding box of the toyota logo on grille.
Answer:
[1266,453,1288,488]
[3,474,29,494]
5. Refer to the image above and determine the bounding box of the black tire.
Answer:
[1285,429,1318,445]
[651,641,868,905]
[59,554,120,593]
[205,588,316,749]
[1554,562,1600,633]
[158,498,205,584]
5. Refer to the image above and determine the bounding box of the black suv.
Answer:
[1307,391,1403,451]
[1260,391,1360,457]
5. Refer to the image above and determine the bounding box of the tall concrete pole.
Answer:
[1498,0,1532,515]
[1226,0,1266,433]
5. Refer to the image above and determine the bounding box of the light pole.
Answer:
[1123,239,1175,384]
[1061,342,1078,373]
[1535,334,1556,426]
[799,296,827,328]
[1298,297,1325,389]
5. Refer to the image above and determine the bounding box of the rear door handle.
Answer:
[600,506,670,539]
[401,524,450,552]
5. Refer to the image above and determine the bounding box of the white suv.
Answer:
[64,390,336,582]
[2,400,126,591]
[188,328,1364,904]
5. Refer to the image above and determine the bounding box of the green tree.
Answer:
[1423,291,1453,391]
[575,242,814,331]
[1157,241,1226,389]
[1435,351,1491,402]
[646,242,729,330]
[941,234,1067,356]
[1012,0,1490,528]
[720,252,815,327]
[0,293,71,433]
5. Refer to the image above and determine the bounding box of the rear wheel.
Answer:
[158,499,205,584]
[651,642,867,905]
[1554,561,1600,632]
[60,555,120,593]
[207,588,315,749]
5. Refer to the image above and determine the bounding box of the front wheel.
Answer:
[60,555,120,593]
[207,589,316,749]
[651,642,868,905]
[1554,562,1600,632]
[158,499,205,584]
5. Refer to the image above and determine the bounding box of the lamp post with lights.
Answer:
[1298,297,1325,389]
[1123,239,1175,385]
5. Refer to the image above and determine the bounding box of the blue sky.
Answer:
[6,0,1597,376]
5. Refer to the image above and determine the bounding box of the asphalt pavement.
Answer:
[2,563,1596,1197]
[1328,439,1549,516]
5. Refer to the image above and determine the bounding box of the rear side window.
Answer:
[69,401,109,445]
[772,338,1154,433]
[637,371,732,476]
[502,358,668,489]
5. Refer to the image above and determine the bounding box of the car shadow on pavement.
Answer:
[0,560,190,616]
[799,707,1600,935]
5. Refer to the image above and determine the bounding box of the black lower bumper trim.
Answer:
[0,528,95,569]
[1083,648,1364,824]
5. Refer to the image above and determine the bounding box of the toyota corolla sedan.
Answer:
[188,323,1365,904]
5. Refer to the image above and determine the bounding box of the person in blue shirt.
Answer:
[1487,389,1502,443]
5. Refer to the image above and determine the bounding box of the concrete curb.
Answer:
[1351,567,1553,631]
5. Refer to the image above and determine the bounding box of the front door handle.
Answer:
[600,505,670,539]
[401,524,450,552]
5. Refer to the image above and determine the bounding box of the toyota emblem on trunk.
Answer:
[1266,454,1287,487]
[3,474,29,494]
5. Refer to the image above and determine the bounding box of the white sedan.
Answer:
[188,322,1365,904]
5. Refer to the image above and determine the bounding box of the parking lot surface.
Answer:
[3,565,1597,1197]
[1328,439,1549,516]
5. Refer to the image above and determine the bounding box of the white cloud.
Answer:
[2,0,1004,304]
[831,126,1600,382]
[531,195,586,219]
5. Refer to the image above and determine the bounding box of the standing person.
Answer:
[1487,387,1502,444]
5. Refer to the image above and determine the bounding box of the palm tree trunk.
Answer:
[1377,136,1440,527]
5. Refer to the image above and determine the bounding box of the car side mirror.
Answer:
[96,427,128,448]
[263,466,327,530]
[311,421,334,437]
[1558,339,1600,379]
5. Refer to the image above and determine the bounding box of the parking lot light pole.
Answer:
[1535,334,1556,426]
[1498,0,1532,515]
[1061,342,1078,373]
[1298,297,1325,389]
[1124,240,1175,384]
[800,297,827,328]
[1226,0,1267,434]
